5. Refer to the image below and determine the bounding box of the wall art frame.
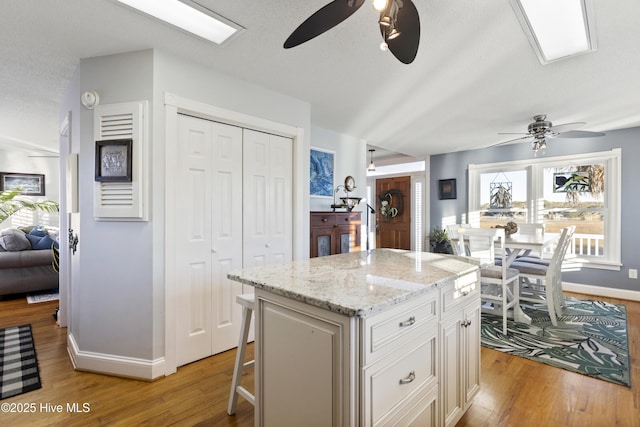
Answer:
[0,172,45,196]
[95,139,133,182]
[438,178,457,200]
[309,147,335,197]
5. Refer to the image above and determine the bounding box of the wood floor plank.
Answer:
[1,291,637,426]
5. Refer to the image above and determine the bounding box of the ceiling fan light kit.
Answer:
[372,0,389,12]
[284,0,420,64]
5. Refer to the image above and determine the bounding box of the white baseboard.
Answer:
[67,333,165,381]
[563,281,640,302]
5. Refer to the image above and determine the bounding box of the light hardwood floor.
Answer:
[1,292,637,426]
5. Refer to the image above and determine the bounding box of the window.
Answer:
[469,149,621,270]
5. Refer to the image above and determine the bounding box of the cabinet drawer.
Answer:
[335,212,361,225]
[362,330,438,426]
[377,382,439,427]
[441,272,479,314]
[362,291,438,365]
[310,212,335,227]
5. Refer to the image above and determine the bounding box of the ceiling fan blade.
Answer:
[497,132,529,135]
[284,0,365,49]
[547,121,585,134]
[556,130,606,139]
[382,0,420,64]
[490,135,534,147]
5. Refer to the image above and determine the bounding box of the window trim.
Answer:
[468,148,621,270]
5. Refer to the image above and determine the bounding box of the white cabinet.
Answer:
[252,269,480,427]
[361,291,439,426]
[440,271,481,427]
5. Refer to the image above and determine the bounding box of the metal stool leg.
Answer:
[227,294,255,415]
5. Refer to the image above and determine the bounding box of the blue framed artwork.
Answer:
[310,148,334,197]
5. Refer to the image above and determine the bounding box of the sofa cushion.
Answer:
[0,229,31,251]
[0,249,55,268]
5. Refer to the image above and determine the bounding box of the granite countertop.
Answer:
[228,248,479,317]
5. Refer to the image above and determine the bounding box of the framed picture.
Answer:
[95,139,132,182]
[438,178,457,200]
[310,147,335,197]
[0,172,45,196]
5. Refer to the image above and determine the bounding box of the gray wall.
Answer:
[430,126,640,292]
[77,50,155,359]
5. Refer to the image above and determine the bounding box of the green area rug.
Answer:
[481,296,630,387]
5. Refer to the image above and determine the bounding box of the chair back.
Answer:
[447,224,470,255]
[457,227,505,267]
[518,223,545,237]
[549,225,576,280]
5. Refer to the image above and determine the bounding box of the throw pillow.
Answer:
[25,233,44,248]
[34,235,58,250]
[29,225,48,237]
[18,225,35,234]
[0,229,32,251]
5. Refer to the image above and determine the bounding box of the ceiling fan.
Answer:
[283,0,420,64]
[496,114,605,155]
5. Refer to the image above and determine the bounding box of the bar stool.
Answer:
[227,293,255,415]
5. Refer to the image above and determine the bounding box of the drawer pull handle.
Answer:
[322,218,328,222]
[461,291,469,296]
[399,316,416,327]
[399,371,416,385]
[461,320,472,328]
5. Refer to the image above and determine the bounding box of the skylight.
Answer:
[510,0,596,64]
[116,0,243,45]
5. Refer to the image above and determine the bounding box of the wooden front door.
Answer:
[376,176,411,249]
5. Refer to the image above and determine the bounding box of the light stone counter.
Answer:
[228,248,479,317]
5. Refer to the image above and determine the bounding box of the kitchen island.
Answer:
[228,248,481,427]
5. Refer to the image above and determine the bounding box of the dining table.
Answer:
[503,232,560,267]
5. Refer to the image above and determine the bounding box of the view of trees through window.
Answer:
[543,164,605,256]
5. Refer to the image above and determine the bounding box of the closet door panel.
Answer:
[176,115,213,366]
[210,122,244,354]
[268,135,293,264]
[243,129,270,268]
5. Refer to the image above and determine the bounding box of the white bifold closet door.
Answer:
[175,115,292,367]
[242,128,293,269]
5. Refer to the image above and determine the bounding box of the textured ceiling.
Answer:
[1,0,639,157]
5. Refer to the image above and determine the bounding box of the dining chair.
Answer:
[509,226,576,326]
[515,223,546,257]
[457,227,520,335]
[446,223,470,255]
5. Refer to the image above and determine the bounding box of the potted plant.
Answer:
[0,189,59,223]
[429,226,451,254]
